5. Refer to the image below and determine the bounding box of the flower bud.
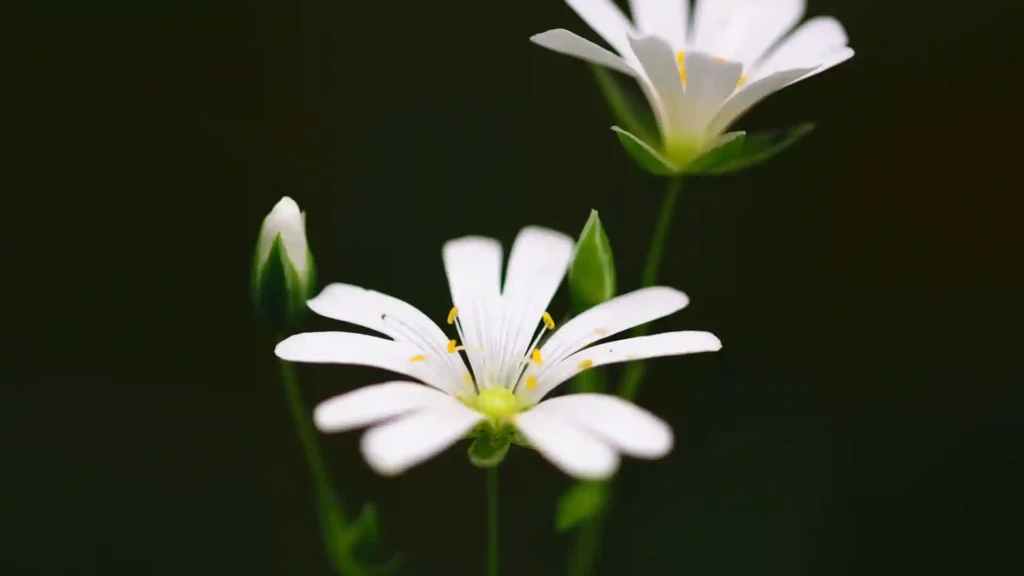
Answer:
[251,197,316,333]
[568,210,616,312]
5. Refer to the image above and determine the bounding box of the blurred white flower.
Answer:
[276,226,721,479]
[531,0,854,166]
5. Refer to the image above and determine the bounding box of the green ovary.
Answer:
[475,388,520,420]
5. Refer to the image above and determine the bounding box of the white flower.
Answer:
[531,0,854,165]
[275,226,721,479]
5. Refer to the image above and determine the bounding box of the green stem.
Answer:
[280,360,362,576]
[566,505,606,576]
[618,176,683,401]
[487,467,499,576]
[566,176,684,576]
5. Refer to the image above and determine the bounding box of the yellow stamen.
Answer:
[409,354,427,362]
[447,339,458,354]
[738,74,747,87]
[541,311,556,330]
[447,306,459,325]
[531,349,543,364]
[525,375,537,390]
[578,359,594,370]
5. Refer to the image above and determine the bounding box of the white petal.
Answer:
[731,0,806,67]
[626,33,687,143]
[629,0,689,50]
[361,398,484,476]
[530,29,637,76]
[792,46,854,83]
[705,65,814,136]
[532,394,673,458]
[314,382,454,433]
[443,235,503,307]
[514,403,619,480]
[538,287,689,366]
[307,283,469,378]
[565,0,636,59]
[529,331,722,401]
[691,0,804,65]
[258,196,309,276]
[443,234,503,371]
[500,226,575,366]
[275,332,454,393]
[678,51,744,136]
[752,16,849,80]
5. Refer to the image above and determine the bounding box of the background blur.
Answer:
[3,0,1021,574]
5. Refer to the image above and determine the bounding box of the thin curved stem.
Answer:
[280,359,363,576]
[487,467,499,576]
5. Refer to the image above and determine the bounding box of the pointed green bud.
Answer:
[568,210,616,313]
[251,197,316,334]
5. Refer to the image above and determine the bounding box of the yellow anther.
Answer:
[578,359,594,370]
[409,354,427,362]
[525,375,537,390]
[447,306,459,325]
[541,311,556,330]
[447,339,458,354]
[531,349,543,364]
[593,328,608,336]
[738,74,747,87]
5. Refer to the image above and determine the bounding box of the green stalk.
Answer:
[279,360,363,575]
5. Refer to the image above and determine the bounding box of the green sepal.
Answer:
[612,126,680,176]
[568,210,616,313]
[251,234,315,335]
[468,429,512,468]
[686,124,815,174]
[556,481,609,532]
[590,65,658,148]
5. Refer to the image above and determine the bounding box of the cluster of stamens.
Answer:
[387,305,604,404]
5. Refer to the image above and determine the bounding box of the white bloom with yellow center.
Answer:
[531,0,854,165]
[275,226,721,479]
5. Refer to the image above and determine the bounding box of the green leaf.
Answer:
[686,123,815,174]
[568,210,616,312]
[612,126,680,176]
[556,482,608,532]
[590,65,658,147]
[468,433,511,468]
[342,503,381,548]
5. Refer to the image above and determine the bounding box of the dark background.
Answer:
[3,0,1021,574]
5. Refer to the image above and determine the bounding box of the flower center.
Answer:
[676,51,747,88]
[475,387,519,420]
